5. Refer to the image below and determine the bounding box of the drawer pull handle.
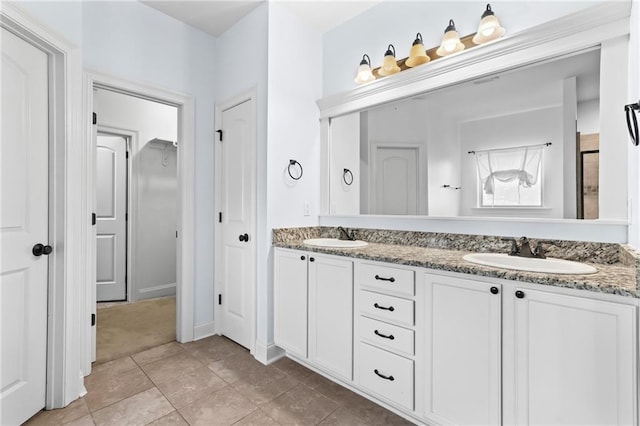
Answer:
[374,330,395,340]
[374,369,395,381]
[374,303,395,312]
[374,274,395,283]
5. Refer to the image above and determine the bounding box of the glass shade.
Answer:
[472,14,505,44]
[405,33,430,67]
[354,63,376,84]
[378,45,400,76]
[354,54,376,84]
[436,20,465,57]
[436,29,465,56]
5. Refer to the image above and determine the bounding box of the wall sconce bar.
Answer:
[371,33,478,78]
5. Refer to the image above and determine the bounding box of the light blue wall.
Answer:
[323,0,604,96]
[16,0,218,326]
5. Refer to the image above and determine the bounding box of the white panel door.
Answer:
[96,135,127,301]
[273,249,308,359]
[510,288,637,425]
[423,274,501,426]
[219,99,255,349]
[373,147,418,215]
[0,27,49,425]
[309,255,353,380]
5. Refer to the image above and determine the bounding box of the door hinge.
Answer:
[92,213,96,226]
[91,313,96,326]
[216,129,223,142]
[218,212,222,223]
[218,294,222,305]
[126,151,129,159]
[176,230,178,238]
[125,274,127,285]
[92,112,97,125]
[125,213,128,221]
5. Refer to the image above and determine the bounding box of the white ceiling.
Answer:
[140,0,383,37]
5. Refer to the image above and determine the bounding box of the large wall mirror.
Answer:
[329,45,627,221]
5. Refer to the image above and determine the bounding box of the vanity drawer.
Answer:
[358,342,414,411]
[359,316,414,357]
[359,263,415,297]
[359,290,414,327]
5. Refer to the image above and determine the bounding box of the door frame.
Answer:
[1,2,84,409]
[83,71,196,374]
[213,88,257,353]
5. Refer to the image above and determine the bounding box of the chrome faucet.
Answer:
[503,236,546,259]
[337,226,356,241]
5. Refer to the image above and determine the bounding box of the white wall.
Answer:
[364,100,429,215]
[577,99,600,135]
[599,35,629,221]
[322,1,603,97]
[17,0,217,329]
[628,0,640,248]
[95,89,178,301]
[214,2,269,346]
[264,2,323,349]
[330,113,360,215]
[459,107,563,217]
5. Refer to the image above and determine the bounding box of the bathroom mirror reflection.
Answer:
[328,47,622,220]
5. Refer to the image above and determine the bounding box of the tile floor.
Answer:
[26,335,415,425]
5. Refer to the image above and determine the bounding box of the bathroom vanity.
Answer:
[272,227,639,426]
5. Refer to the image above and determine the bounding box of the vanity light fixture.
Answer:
[378,44,401,76]
[436,19,465,57]
[405,33,430,67]
[472,4,505,44]
[354,54,376,84]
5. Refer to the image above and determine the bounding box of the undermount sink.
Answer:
[303,238,368,249]
[463,253,598,275]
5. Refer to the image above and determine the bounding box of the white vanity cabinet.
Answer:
[503,287,638,426]
[273,248,309,359]
[355,261,417,412]
[273,248,354,380]
[422,274,502,426]
[308,253,354,381]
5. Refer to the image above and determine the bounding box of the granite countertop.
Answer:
[273,231,640,299]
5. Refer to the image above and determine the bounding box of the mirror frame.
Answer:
[316,2,632,243]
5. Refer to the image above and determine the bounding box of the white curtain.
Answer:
[475,145,543,198]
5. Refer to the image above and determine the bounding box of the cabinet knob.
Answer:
[374,330,395,340]
[490,286,499,295]
[515,290,525,299]
[309,257,315,262]
[300,255,306,261]
[374,274,395,283]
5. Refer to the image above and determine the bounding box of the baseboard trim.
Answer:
[193,321,216,340]
[253,340,285,365]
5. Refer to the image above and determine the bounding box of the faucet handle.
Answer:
[534,241,546,259]
[501,237,519,256]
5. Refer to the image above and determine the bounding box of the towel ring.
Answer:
[288,159,303,180]
[625,101,639,146]
[343,168,353,186]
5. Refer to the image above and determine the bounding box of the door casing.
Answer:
[83,71,196,376]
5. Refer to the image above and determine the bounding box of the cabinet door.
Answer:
[423,274,502,426]
[510,288,637,426]
[274,249,308,358]
[309,254,354,381]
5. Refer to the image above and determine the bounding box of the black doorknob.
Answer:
[515,290,525,299]
[238,233,249,242]
[490,286,499,294]
[32,244,53,257]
